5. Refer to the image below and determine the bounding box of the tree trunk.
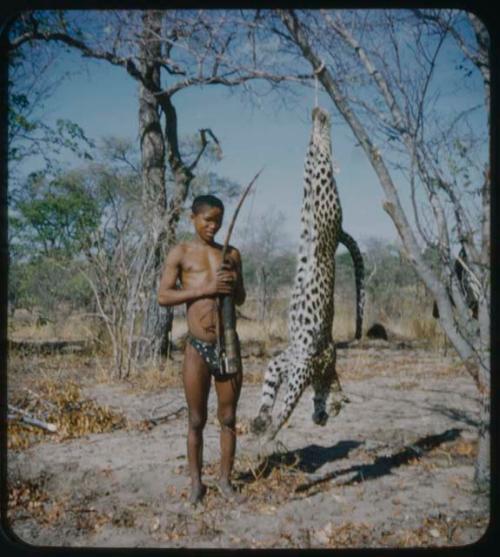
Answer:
[475,291,491,490]
[140,273,172,360]
[137,11,171,362]
[136,12,203,363]
[475,389,490,490]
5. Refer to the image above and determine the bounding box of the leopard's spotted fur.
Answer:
[252,107,364,439]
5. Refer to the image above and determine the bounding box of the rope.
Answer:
[313,60,340,174]
[313,60,325,109]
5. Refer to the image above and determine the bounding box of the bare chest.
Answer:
[180,245,223,287]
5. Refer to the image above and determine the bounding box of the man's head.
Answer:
[191,194,224,244]
[191,194,224,216]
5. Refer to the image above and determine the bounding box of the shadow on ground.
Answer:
[295,428,462,493]
[237,428,463,490]
[236,440,362,483]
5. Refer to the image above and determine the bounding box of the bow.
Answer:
[216,167,264,374]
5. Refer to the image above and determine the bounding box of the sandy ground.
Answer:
[6,341,489,549]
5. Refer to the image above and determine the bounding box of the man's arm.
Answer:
[158,244,234,307]
[158,245,193,307]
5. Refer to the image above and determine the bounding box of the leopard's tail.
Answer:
[339,229,365,340]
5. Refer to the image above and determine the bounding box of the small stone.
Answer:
[313,529,330,545]
[429,528,440,538]
[313,522,333,545]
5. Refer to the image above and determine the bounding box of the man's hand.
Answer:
[206,262,237,296]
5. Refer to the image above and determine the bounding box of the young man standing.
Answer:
[158,195,246,505]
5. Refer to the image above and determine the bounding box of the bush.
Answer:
[9,257,94,319]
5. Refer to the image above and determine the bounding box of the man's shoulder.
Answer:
[167,242,189,260]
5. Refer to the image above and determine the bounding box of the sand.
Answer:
[6,341,489,548]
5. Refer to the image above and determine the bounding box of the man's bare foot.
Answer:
[217,479,246,503]
[189,483,207,506]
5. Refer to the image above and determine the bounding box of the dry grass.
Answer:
[232,446,311,508]
[352,288,446,347]
[7,291,460,406]
[237,318,288,345]
[9,287,449,361]
[239,294,443,348]
[8,377,127,450]
[9,310,97,342]
[7,477,115,534]
[429,438,478,462]
[7,478,69,528]
[123,358,184,391]
[311,514,484,548]
[377,514,489,547]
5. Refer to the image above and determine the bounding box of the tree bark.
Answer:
[137,11,170,362]
[475,388,490,490]
[137,13,217,362]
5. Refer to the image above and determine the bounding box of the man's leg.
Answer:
[214,370,242,498]
[182,342,211,505]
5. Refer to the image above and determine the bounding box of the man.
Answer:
[158,194,246,505]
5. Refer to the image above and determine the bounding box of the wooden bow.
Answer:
[216,167,264,374]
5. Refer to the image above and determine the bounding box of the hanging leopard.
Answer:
[251,106,364,440]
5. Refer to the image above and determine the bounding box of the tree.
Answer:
[270,9,490,488]
[8,9,306,362]
[241,209,296,321]
[8,168,100,319]
[8,15,94,179]
[8,256,93,322]
[79,159,150,378]
[7,13,97,322]
[10,169,100,259]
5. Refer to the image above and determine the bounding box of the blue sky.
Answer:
[29,49,396,250]
[14,10,487,253]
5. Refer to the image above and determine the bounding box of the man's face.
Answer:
[191,205,223,243]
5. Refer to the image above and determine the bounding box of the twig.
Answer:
[151,399,177,416]
[146,406,187,425]
[8,405,58,433]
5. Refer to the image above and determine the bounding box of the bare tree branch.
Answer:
[278,9,484,385]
